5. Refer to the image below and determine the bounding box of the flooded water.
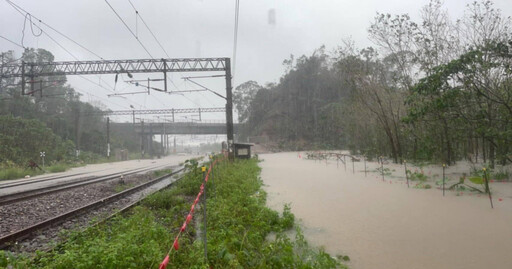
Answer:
[260,152,512,269]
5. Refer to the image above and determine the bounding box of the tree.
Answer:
[233,80,261,122]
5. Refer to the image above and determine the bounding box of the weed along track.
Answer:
[0,158,347,268]
[0,166,184,252]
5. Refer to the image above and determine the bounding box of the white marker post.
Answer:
[40,151,45,169]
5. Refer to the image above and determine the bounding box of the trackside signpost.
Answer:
[40,151,45,169]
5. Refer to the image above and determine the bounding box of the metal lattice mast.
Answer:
[1,57,235,160]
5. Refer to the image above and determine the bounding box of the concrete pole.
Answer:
[225,58,235,161]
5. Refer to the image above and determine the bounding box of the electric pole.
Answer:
[225,58,235,160]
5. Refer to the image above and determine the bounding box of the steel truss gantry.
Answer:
[0,58,227,78]
[0,57,235,159]
[100,107,225,116]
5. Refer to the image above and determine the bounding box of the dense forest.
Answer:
[0,49,139,167]
[234,0,512,167]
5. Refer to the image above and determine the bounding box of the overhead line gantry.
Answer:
[0,57,235,160]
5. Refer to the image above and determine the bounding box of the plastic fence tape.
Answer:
[158,255,170,269]
[173,238,180,250]
[157,158,222,266]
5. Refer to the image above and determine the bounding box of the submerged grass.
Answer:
[1,158,346,268]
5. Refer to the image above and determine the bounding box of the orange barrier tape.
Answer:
[158,158,221,269]
[158,255,169,269]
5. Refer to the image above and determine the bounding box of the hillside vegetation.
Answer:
[235,0,512,167]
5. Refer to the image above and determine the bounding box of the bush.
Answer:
[407,170,428,181]
[0,167,42,180]
[47,164,67,173]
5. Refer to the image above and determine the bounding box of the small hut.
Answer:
[234,142,254,159]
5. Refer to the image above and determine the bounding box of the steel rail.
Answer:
[0,167,184,249]
[0,164,170,206]
[0,171,98,189]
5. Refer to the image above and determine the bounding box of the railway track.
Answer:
[0,167,185,250]
[0,163,170,206]
[0,169,109,189]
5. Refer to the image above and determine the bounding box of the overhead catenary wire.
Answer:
[73,86,130,110]
[0,35,25,49]
[5,0,122,96]
[232,0,240,83]
[5,0,104,60]
[5,1,207,113]
[127,0,170,58]
[126,0,193,107]
[104,0,153,58]
[4,1,148,110]
[6,3,102,77]
[106,0,189,109]
[21,13,42,47]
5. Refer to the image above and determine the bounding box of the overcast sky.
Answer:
[1,0,511,123]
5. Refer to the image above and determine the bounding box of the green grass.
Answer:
[0,167,43,180]
[152,168,172,178]
[46,164,68,173]
[1,158,346,268]
[113,183,136,193]
[492,170,510,181]
[406,169,428,182]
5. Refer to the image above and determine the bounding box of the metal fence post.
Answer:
[201,166,208,262]
[364,156,367,177]
[380,156,384,181]
[404,160,409,188]
[442,164,446,196]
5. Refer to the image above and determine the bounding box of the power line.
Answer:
[5,0,104,60]
[78,76,148,109]
[0,35,25,48]
[126,0,190,108]
[72,85,130,110]
[21,13,42,47]
[232,0,240,82]
[104,0,154,58]
[5,1,123,97]
[104,0,179,108]
[127,0,170,58]
[4,1,148,110]
[126,0,210,110]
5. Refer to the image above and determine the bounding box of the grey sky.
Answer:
[1,0,511,122]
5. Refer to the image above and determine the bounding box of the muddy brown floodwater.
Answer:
[260,152,512,269]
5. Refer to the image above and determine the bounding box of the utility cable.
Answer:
[127,0,170,58]
[232,0,240,82]
[5,1,147,110]
[0,35,25,48]
[104,0,154,58]
[73,85,130,110]
[127,0,186,107]
[21,13,42,47]
[5,0,104,60]
[106,0,182,108]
